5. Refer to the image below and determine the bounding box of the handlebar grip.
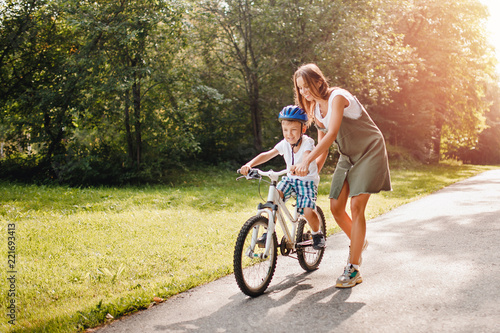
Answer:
[248,169,260,178]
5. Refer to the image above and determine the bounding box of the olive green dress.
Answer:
[315,89,392,199]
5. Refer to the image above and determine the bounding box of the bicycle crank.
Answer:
[280,236,292,256]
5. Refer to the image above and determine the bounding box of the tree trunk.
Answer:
[123,89,134,163]
[248,72,262,152]
[43,109,65,164]
[250,100,262,152]
[132,74,142,167]
[431,117,443,164]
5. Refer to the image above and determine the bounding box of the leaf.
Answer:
[153,297,164,303]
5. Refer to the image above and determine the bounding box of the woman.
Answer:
[291,63,391,288]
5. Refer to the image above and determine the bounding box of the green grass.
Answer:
[0,163,497,332]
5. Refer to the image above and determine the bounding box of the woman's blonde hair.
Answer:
[293,63,331,125]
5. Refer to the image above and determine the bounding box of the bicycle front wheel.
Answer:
[296,205,326,271]
[233,215,278,297]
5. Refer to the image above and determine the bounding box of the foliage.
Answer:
[376,0,497,163]
[0,0,82,170]
[314,0,417,109]
[0,0,499,185]
[446,77,500,164]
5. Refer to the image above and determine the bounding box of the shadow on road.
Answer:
[152,272,364,332]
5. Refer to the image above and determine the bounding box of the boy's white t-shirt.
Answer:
[274,135,320,185]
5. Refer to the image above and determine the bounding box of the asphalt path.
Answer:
[96,169,500,332]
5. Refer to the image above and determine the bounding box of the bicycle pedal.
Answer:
[256,233,267,248]
[296,239,313,247]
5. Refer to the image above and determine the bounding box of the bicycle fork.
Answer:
[245,206,276,260]
[245,183,280,260]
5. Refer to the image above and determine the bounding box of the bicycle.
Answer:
[233,168,326,297]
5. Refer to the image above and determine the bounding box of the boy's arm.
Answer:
[240,148,279,175]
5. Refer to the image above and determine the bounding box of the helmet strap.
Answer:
[290,123,304,166]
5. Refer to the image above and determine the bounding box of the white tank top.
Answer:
[314,89,362,130]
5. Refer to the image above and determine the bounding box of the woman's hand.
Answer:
[292,160,309,177]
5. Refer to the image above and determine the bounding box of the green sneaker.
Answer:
[336,264,362,288]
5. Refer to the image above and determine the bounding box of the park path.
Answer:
[96,169,500,332]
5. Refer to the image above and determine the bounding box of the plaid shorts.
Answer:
[277,176,317,213]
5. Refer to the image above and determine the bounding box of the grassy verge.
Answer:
[0,163,497,332]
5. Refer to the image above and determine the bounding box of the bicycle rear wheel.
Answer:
[233,215,278,297]
[296,206,326,271]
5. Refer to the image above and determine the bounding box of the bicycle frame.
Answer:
[235,168,326,297]
[247,169,302,259]
[233,169,326,297]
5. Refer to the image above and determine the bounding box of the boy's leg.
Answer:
[295,179,325,249]
[303,207,325,250]
[303,207,320,232]
[277,190,285,200]
[295,179,318,227]
[276,177,294,202]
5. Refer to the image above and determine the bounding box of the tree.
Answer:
[0,0,197,183]
[0,0,83,169]
[383,0,496,162]
[194,0,418,154]
[195,0,272,152]
[68,0,186,167]
[313,0,417,111]
[454,78,500,164]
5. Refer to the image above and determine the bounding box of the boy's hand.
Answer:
[240,165,251,175]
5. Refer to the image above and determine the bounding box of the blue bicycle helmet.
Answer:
[278,105,308,124]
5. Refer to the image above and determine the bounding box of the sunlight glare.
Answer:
[481,0,500,73]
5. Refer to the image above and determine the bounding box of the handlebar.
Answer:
[237,168,288,182]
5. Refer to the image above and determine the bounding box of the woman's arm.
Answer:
[315,130,329,172]
[292,95,346,176]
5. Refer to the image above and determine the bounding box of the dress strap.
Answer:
[314,122,328,134]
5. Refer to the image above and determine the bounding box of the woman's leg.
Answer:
[349,193,370,265]
[330,181,352,238]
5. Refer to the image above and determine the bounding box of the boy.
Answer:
[240,105,325,249]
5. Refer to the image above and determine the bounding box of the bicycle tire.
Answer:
[296,206,326,271]
[233,215,278,297]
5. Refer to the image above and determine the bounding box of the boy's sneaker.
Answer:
[256,233,267,248]
[312,232,326,250]
[336,264,362,288]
